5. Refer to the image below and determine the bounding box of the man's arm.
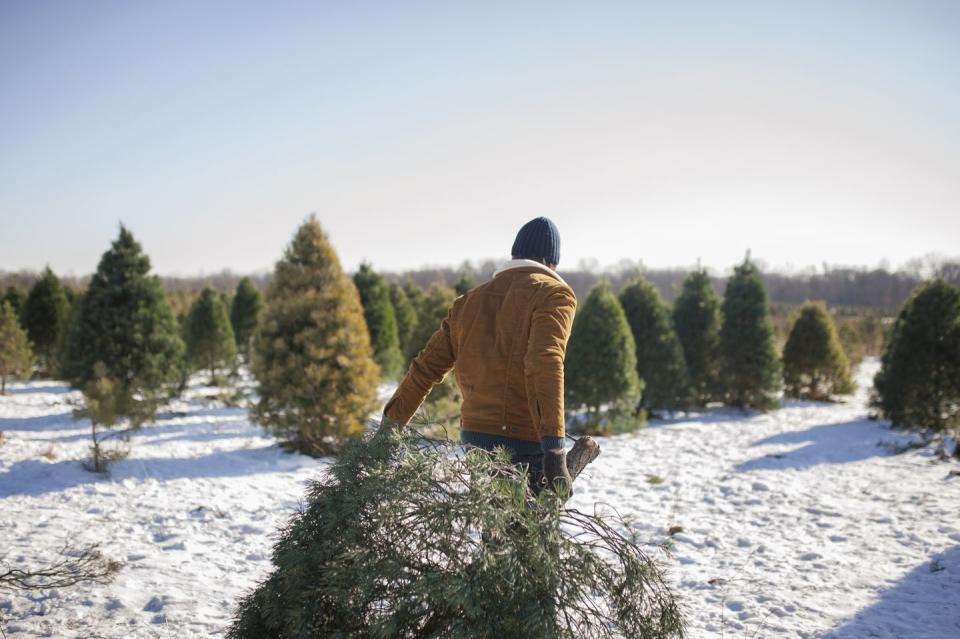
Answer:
[523,287,577,450]
[382,305,457,426]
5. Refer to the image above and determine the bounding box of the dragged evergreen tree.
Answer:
[2,286,26,318]
[874,280,960,432]
[62,226,185,424]
[230,277,263,362]
[565,282,641,432]
[353,263,403,379]
[719,259,781,409]
[782,301,854,400]
[619,278,689,413]
[673,269,722,405]
[388,281,417,357]
[228,429,684,639]
[0,301,32,395]
[21,267,70,376]
[186,287,237,384]
[251,215,380,455]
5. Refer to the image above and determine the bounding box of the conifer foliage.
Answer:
[229,277,263,362]
[185,287,237,384]
[782,301,854,400]
[873,279,960,432]
[619,278,689,412]
[0,301,32,394]
[718,259,781,409]
[672,269,722,406]
[228,429,684,639]
[565,282,640,419]
[388,281,418,358]
[251,215,380,455]
[353,263,403,379]
[62,226,185,423]
[20,267,70,375]
[2,286,26,317]
[404,281,457,365]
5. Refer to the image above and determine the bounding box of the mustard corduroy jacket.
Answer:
[384,260,577,444]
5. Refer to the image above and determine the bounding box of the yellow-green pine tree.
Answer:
[251,215,380,455]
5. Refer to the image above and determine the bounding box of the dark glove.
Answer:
[542,448,573,497]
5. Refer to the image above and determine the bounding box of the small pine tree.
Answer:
[719,259,781,409]
[230,277,263,362]
[783,301,854,400]
[20,267,70,376]
[251,215,380,455]
[874,279,960,432]
[80,362,122,473]
[0,301,33,394]
[388,281,417,357]
[565,282,640,427]
[2,286,26,318]
[353,263,403,379]
[619,278,690,412]
[673,269,722,406]
[61,225,185,424]
[454,271,477,296]
[404,281,457,364]
[186,287,237,384]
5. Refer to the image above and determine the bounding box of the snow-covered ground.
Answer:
[1,360,957,638]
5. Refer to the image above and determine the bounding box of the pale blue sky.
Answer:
[1,1,958,276]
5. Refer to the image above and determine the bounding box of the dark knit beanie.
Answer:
[511,217,561,265]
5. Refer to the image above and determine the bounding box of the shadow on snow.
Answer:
[822,545,960,638]
[735,419,900,471]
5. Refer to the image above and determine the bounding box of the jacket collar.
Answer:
[493,258,569,286]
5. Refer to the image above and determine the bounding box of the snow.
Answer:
[1,359,958,638]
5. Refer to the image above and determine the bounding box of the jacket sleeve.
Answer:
[523,287,577,441]
[383,303,458,425]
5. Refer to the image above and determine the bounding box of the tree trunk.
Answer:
[567,436,601,481]
[1,372,5,395]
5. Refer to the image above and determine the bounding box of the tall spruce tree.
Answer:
[186,287,237,384]
[2,286,26,318]
[783,301,854,400]
[565,282,640,417]
[388,281,417,358]
[619,278,690,412]
[874,279,960,432]
[0,301,33,394]
[251,215,380,455]
[353,263,403,379]
[230,277,263,362]
[62,226,185,423]
[719,259,781,409]
[20,267,70,375]
[673,269,722,406]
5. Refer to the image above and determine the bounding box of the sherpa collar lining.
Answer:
[492,259,568,286]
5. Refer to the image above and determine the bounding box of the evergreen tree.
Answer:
[782,301,854,400]
[186,287,237,384]
[230,277,263,362]
[353,263,403,379]
[564,282,640,417]
[388,281,417,357]
[404,281,457,364]
[619,278,690,412]
[874,279,960,432]
[673,269,722,405]
[20,267,70,375]
[2,286,26,318]
[402,278,426,321]
[719,259,781,409]
[454,271,477,296]
[62,225,185,424]
[251,215,380,455]
[0,301,32,394]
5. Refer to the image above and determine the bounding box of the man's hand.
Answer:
[542,448,573,497]
[378,412,402,432]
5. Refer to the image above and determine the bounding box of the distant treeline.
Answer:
[2,259,958,311]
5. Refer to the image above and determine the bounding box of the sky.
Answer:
[1,1,958,276]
